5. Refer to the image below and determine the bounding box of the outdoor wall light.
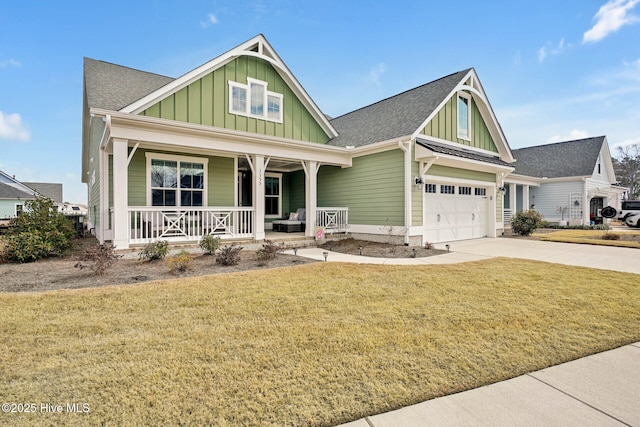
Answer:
[415,177,424,185]
[498,187,506,192]
[323,251,328,262]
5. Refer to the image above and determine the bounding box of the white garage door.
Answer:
[424,184,488,243]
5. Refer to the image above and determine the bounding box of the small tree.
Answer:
[2,196,75,262]
[556,206,569,221]
[511,209,545,236]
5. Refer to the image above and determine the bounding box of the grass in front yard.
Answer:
[1,259,639,426]
[535,229,640,248]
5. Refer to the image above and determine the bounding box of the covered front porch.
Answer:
[98,112,351,249]
[124,206,348,245]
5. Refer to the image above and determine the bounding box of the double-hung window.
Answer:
[229,78,283,122]
[265,173,282,218]
[457,92,471,140]
[147,153,207,207]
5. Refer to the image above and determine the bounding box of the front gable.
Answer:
[591,138,617,184]
[126,35,336,144]
[414,69,513,162]
[419,92,498,153]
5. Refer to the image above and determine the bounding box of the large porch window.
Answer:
[146,153,208,207]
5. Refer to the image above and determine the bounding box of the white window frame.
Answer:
[457,92,471,141]
[264,172,282,218]
[145,153,209,207]
[15,203,23,217]
[228,78,283,123]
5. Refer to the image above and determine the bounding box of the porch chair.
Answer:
[272,208,306,232]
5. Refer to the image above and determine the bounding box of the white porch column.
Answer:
[522,185,530,210]
[509,183,516,213]
[304,160,318,238]
[112,138,129,249]
[253,155,266,240]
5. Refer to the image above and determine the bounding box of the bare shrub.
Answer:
[216,244,243,266]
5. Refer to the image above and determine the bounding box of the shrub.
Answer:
[256,240,284,265]
[511,209,545,236]
[216,244,243,266]
[167,250,193,273]
[2,232,52,263]
[199,235,221,255]
[75,243,120,276]
[601,232,621,241]
[138,240,169,261]
[424,241,434,250]
[2,196,75,262]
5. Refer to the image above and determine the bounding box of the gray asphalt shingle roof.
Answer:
[327,69,471,147]
[511,136,605,178]
[0,182,35,199]
[84,58,175,111]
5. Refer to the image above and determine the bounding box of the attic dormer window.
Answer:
[457,92,471,141]
[229,78,283,123]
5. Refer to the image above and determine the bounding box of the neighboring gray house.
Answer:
[0,170,65,223]
[0,170,37,222]
[504,136,626,225]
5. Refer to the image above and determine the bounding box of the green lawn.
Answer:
[1,259,639,426]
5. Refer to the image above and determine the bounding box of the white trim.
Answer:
[144,152,209,207]
[410,69,515,164]
[93,109,351,168]
[264,172,282,218]
[423,174,497,188]
[14,202,23,217]
[228,77,283,123]
[457,92,472,141]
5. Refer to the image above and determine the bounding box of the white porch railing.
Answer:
[316,207,348,233]
[504,208,513,225]
[128,207,254,244]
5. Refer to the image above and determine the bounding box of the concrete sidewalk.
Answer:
[285,239,640,426]
[339,342,640,427]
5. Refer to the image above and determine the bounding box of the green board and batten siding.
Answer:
[318,150,404,226]
[421,94,498,153]
[141,56,330,144]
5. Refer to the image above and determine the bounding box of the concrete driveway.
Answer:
[433,238,640,274]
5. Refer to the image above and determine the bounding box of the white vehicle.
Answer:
[601,200,640,228]
[624,212,640,228]
[617,200,640,220]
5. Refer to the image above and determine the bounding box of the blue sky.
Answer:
[1,0,639,203]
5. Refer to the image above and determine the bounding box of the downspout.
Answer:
[398,141,411,245]
[583,177,589,226]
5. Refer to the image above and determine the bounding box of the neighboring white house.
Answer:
[504,136,627,226]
